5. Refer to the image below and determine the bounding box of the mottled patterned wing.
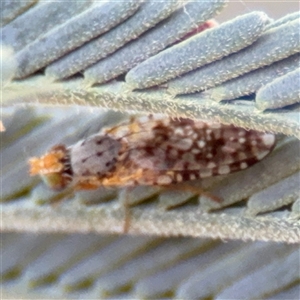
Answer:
[106,115,276,185]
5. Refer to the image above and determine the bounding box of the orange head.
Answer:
[29,144,73,190]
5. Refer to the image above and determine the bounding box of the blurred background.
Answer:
[218,1,299,21]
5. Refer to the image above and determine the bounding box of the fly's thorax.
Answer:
[70,134,122,177]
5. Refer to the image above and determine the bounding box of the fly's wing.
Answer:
[104,115,276,185]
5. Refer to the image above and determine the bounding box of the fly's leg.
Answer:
[166,183,223,203]
[120,187,133,234]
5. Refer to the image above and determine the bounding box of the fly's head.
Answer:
[29,144,72,190]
